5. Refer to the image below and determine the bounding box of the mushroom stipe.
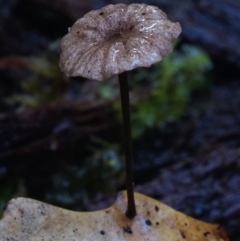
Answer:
[118,72,136,218]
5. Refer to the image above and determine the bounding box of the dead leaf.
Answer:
[0,191,229,241]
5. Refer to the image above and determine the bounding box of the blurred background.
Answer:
[0,0,240,240]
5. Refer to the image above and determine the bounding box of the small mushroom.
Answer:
[60,3,181,218]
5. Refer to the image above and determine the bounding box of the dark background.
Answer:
[0,0,240,240]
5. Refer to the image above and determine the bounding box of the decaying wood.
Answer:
[0,101,114,161]
[152,0,240,68]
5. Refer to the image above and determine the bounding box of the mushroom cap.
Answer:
[59,3,181,81]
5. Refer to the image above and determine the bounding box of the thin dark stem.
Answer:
[118,71,136,218]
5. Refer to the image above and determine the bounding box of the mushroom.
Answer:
[60,3,181,218]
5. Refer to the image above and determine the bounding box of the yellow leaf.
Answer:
[0,191,229,241]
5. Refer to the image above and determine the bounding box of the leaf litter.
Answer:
[0,191,229,241]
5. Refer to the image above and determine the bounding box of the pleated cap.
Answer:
[60,3,181,80]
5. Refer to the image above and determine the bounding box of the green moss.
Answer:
[130,45,212,138]
[7,45,62,107]
[114,45,212,139]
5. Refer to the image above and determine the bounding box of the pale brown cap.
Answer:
[59,3,181,81]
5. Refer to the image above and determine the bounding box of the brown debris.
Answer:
[0,101,114,160]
